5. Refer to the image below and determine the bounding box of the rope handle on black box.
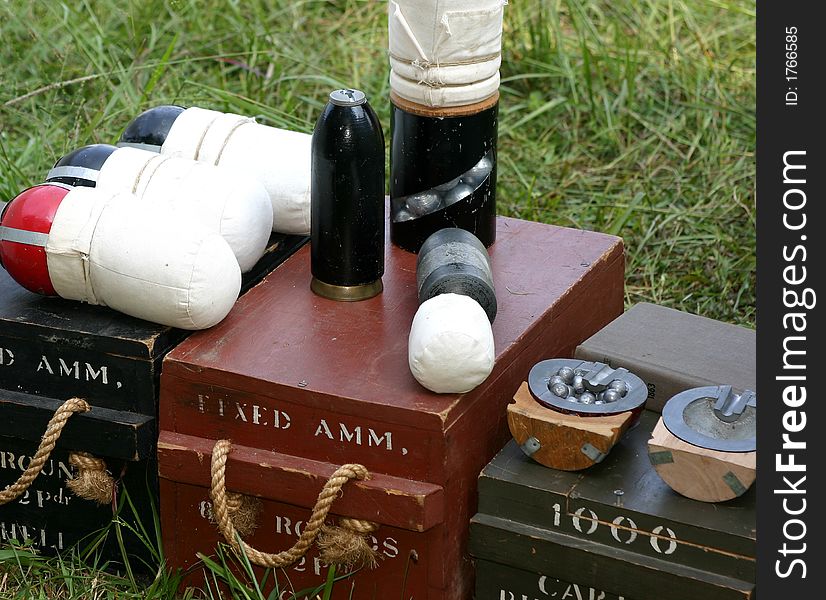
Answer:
[0,397,115,506]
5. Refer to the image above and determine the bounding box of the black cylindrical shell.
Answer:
[46,144,117,187]
[118,105,186,152]
[390,100,497,252]
[311,89,385,292]
[416,228,496,322]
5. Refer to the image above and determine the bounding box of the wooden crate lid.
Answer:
[0,268,183,360]
[475,411,756,582]
[163,217,624,433]
[575,303,756,412]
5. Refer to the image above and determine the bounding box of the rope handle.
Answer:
[209,439,379,569]
[0,397,116,506]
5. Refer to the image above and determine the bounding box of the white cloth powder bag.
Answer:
[1,184,241,330]
[119,106,312,236]
[389,0,507,107]
[408,293,495,393]
[48,144,273,273]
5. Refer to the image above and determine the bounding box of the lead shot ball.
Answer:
[406,190,443,217]
[434,176,462,192]
[461,155,494,188]
[579,392,596,405]
[558,366,575,384]
[548,375,565,388]
[609,379,629,396]
[442,183,474,208]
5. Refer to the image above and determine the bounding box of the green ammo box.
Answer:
[469,411,756,600]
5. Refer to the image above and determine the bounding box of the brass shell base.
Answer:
[311,277,383,302]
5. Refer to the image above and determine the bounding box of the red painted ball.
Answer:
[0,184,70,295]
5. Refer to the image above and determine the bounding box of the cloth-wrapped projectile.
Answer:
[0,184,241,330]
[119,106,311,236]
[388,0,506,108]
[388,0,506,251]
[47,144,273,273]
[408,293,495,394]
[408,228,497,394]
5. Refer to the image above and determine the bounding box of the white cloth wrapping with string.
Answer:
[46,187,241,330]
[162,107,312,236]
[389,0,507,107]
[94,147,272,273]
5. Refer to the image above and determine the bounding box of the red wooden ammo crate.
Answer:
[157,216,625,599]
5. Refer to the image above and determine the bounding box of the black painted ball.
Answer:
[118,105,186,151]
[46,144,117,187]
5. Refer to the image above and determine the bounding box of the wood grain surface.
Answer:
[507,382,634,471]
[648,418,756,503]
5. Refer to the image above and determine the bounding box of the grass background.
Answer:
[0,0,755,597]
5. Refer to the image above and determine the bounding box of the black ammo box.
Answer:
[0,234,305,562]
[469,411,756,600]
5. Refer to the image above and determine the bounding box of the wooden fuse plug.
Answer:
[649,385,756,502]
[508,359,648,471]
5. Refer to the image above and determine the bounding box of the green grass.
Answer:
[0,0,755,326]
[0,0,755,596]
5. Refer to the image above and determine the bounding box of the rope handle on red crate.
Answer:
[209,438,379,569]
[0,397,114,506]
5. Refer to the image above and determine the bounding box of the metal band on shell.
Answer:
[46,165,100,183]
[662,385,756,453]
[528,359,647,416]
[0,226,49,247]
[116,141,163,153]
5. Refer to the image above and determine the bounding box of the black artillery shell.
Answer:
[390,101,498,252]
[310,89,385,296]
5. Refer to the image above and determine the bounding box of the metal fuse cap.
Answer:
[329,89,367,107]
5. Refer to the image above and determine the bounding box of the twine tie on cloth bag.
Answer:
[0,397,116,506]
[210,439,380,569]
